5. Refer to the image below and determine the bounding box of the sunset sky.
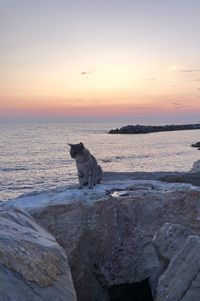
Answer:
[1,0,200,123]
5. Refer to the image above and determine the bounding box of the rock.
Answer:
[156,236,200,301]
[5,171,200,301]
[127,183,154,190]
[109,123,200,134]
[153,223,195,261]
[159,172,200,186]
[29,188,200,301]
[191,141,200,149]
[190,160,200,172]
[0,205,77,301]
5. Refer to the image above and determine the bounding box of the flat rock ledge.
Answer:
[2,161,200,301]
[109,123,200,134]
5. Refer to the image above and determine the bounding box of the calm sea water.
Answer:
[1,123,200,201]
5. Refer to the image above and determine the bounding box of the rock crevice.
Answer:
[2,169,200,300]
[30,187,200,301]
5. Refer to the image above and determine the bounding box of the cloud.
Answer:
[71,99,83,103]
[171,101,190,110]
[71,107,88,111]
[80,68,96,78]
[140,76,156,81]
[182,69,200,73]
[167,65,184,72]
[176,96,185,99]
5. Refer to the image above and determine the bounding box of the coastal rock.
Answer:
[156,236,200,301]
[0,205,77,301]
[190,160,200,172]
[159,171,200,186]
[153,223,195,261]
[109,123,200,134]
[29,187,200,301]
[191,141,200,149]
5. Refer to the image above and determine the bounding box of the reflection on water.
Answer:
[0,123,200,201]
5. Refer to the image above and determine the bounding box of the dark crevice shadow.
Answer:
[108,278,154,301]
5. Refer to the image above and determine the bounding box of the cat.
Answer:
[69,142,103,188]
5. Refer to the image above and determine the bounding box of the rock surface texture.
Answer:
[28,186,200,301]
[4,170,200,301]
[0,205,77,301]
[156,236,200,301]
[153,223,195,262]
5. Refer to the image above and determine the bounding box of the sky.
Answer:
[1,0,200,123]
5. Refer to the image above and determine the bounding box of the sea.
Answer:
[1,122,200,201]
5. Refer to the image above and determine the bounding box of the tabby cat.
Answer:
[69,142,103,188]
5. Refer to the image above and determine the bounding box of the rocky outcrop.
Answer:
[152,223,199,300]
[0,205,77,301]
[159,173,200,187]
[157,159,200,185]
[190,159,200,172]
[156,236,200,301]
[191,141,200,150]
[4,171,200,301]
[153,223,195,262]
[109,123,200,134]
[26,185,200,301]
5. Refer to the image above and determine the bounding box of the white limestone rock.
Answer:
[0,205,77,301]
[153,223,195,261]
[156,236,200,301]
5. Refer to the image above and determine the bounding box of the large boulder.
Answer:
[190,159,200,172]
[29,186,200,301]
[156,236,200,301]
[153,223,195,262]
[0,205,77,301]
[191,142,200,149]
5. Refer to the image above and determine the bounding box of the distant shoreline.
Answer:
[109,123,200,134]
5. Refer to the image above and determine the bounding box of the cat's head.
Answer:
[69,142,84,159]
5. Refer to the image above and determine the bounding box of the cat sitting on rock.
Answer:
[69,142,103,188]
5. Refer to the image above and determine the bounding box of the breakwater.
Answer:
[109,123,200,134]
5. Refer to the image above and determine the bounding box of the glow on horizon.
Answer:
[1,0,200,122]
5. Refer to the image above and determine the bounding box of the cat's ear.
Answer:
[79,142,84,148]
[68,143,73,147]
